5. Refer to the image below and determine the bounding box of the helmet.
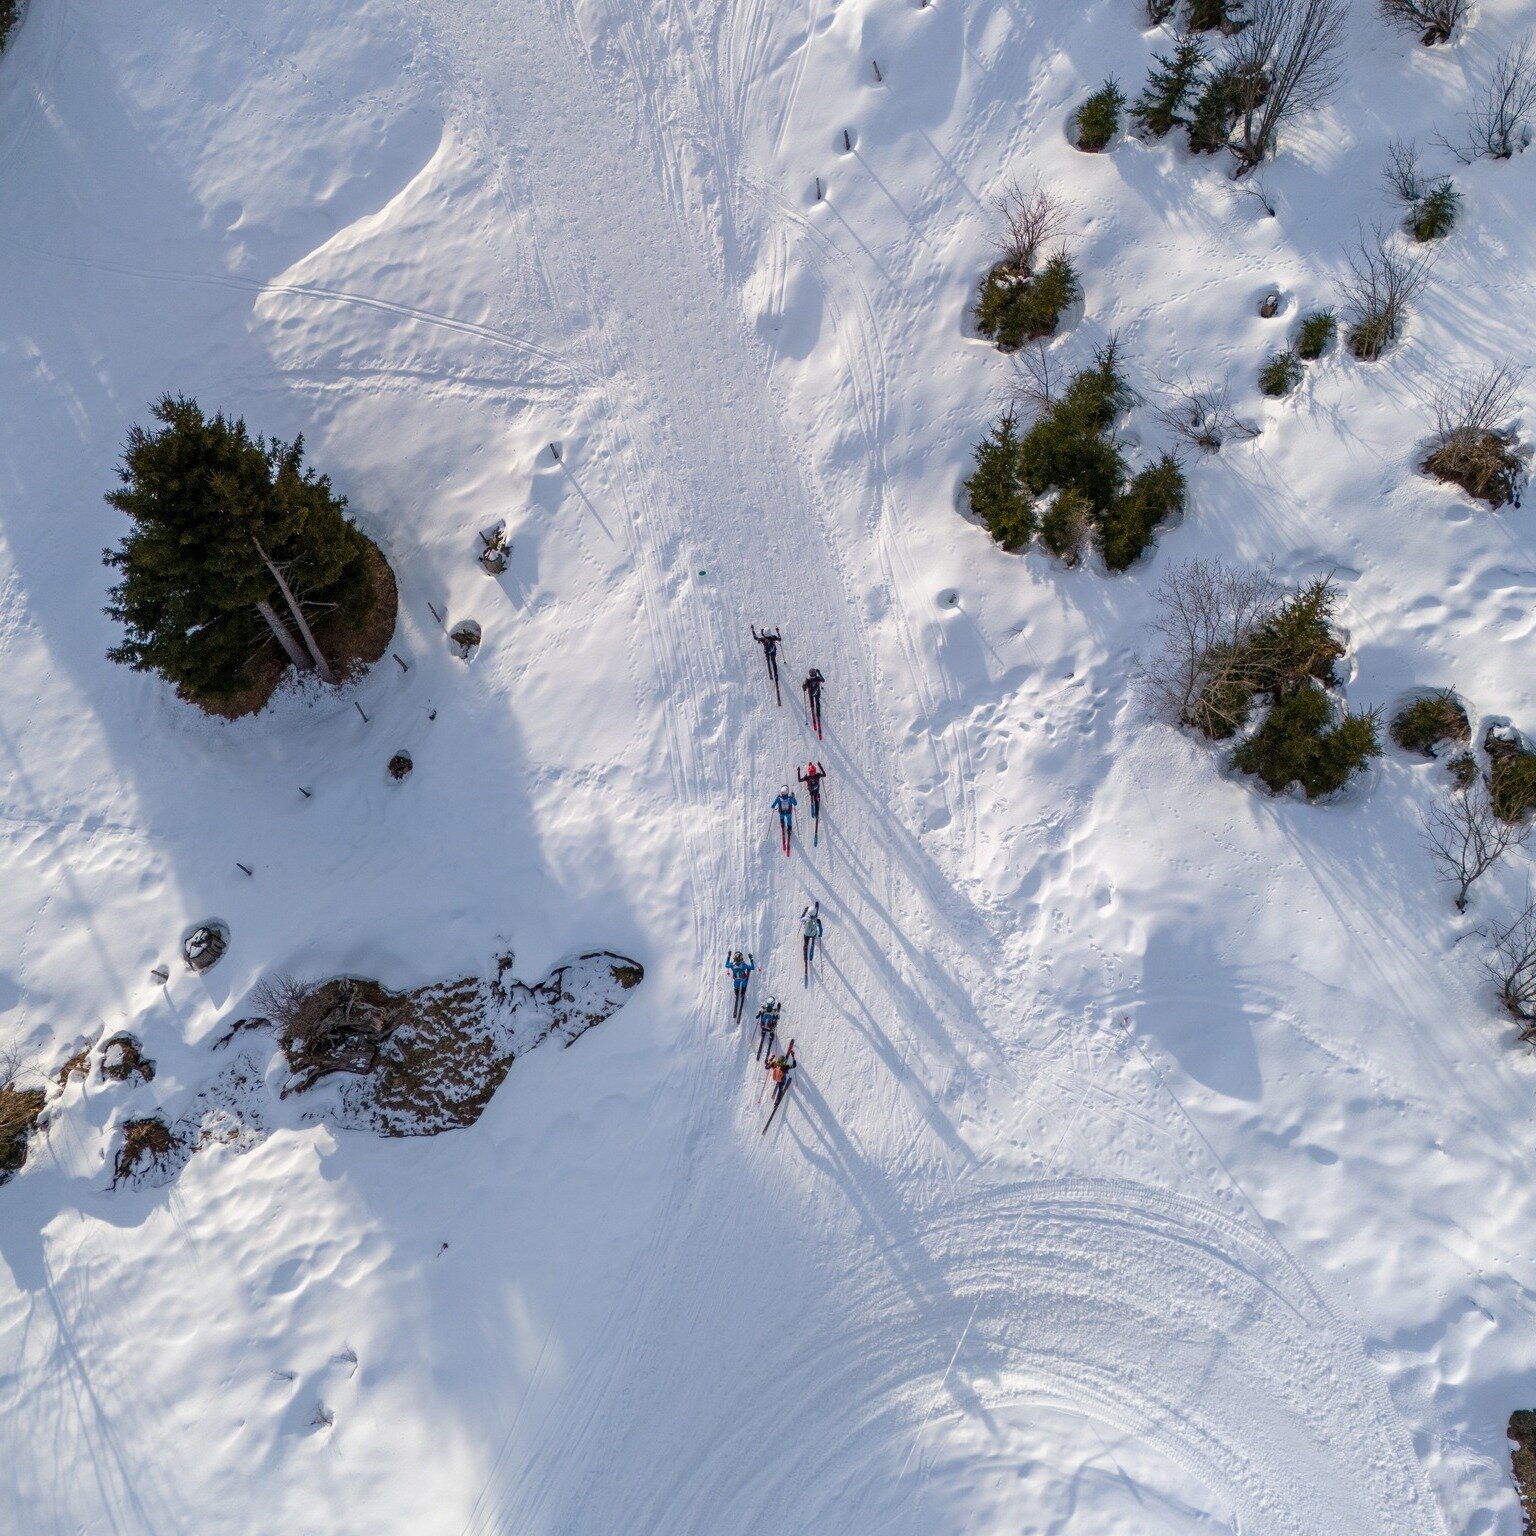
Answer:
[733,949,743,961]
[765,995,778,1008]
[781,784,790,794]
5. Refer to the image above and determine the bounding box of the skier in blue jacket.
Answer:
[772,785,797,856]
[725,949,755,1021]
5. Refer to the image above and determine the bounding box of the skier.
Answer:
[771,784,797,857]
[762,1040,798,1134]
[797,760,827,845]
[725,949,755,1022]
[755,995,781,1061]
[802,667,825,738]
[800,901,823,984]
[751,626,784,705]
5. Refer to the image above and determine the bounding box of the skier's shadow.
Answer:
[779,1074,992,1426]
[815,946,972,1164]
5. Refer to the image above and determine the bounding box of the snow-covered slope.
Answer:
[2,0,1535,1531]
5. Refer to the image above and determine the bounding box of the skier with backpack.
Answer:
[725,949,755,1022]
[771,784,797,856]
[797,761,827,845]
[751,626,784,706]
[762,1040,797,1134]
[754,996,781,1061]
[802,667,825,737]
[800,902,823,984]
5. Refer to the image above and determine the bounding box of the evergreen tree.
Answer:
[1099,453,1186,571]
[103,396,375,703]
[1133,37,1209,138]
[1188,66,1242,154]
[965,413,1037,550]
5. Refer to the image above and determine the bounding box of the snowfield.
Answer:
[2,0,1535,1532]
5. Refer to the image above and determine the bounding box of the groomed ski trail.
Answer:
[417,3,1446,1535]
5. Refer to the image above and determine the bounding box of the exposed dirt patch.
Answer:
[112,1116,184,1187]
[239,951,644,1137]
[1510,1411,1536,1534]
[101,1032,156,1084]
[199,535,398,719]
[184,921,230,973]
[56,1047,91,1087]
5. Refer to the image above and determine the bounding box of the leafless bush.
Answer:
[1422,780,1529,912]
[1484,898,1536,1029]
[1146,0,1177,21]
[1228,0,1348,173]
[1454,36,1536,161]
[1340,227,1435,359]
[1141,559,1284,736]
[1009,337,1065,415]
[252,973,404,1093]
[991,180,1066,277]
[1432,362,1523,440]
[1154,376,1260,452]
[0,1049,46,1179]
[111,1117,182,1188]
[1380,0,1465,46]
[1383,138,1424,203]
[1424,363,1526,505]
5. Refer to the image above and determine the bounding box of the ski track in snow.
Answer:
[0,0,1533,1532]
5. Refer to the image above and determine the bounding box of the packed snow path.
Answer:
[1,0,1534,1532]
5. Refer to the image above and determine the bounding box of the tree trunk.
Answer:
[253,539,337,685]
[256,599,314,673]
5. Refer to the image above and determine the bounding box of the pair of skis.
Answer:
[753,628,783,707]
[805,687,823,739]
[780,817,793,857]
[762,1039,796,1135]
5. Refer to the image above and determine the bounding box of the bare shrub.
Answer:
[1423,363,1525,507]
[1141,559,1284,737]
[252,973,406,1093]
[1010,338,1066,415]
[1154,376,1259,452]
[112,1117,182,1187]
[1454,36,1536,161]
[1383,138,1424,203]
[1484,898,1536,1029]
[1380,0,1465,46]
[1228,0,1349,173]
[1421,780,1529,911]
[1340,228,1434,359]
[0,1050,45,1182]
[991,180,1066,278]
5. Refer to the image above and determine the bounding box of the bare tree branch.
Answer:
[1422,780,1529,912]
[1340,226,1435,359]
[1383,137,1424,204]
[1453,36,1536,161]
[1423,363,1526,506]
[1379,0,1465,46]
[1154,375,1259,452]
[1228,0,1348,173]
[1483,897,1536,1030]
[990,180,1067,278]
[1139,558,1284,736]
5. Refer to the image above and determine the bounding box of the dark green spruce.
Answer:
[103,395,375,703]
